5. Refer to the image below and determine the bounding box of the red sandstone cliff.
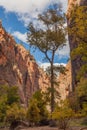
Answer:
[0,22,49,106]
[57,61,72,100]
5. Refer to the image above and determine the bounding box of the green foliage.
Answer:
[0,85,8,97]
[76,78,87,100]
[69,6,87,42]
[27,5,66,54]
[45,64,67,102]
[27,98,40,125]
[7,86,20,105]
[69,6,87,80]
[0,85,20,123]
[6,103,26,123]
[46,65,66,80]
[0,98,7,122]
[68,78,87,118]
[27,4,67,112]
[68,92,80,112]
[0,85,8,121]
[33,90,49,121]
[27,90,49,125]
[82,103,87,116]
[52,100,74,130]
[76,78,87,110]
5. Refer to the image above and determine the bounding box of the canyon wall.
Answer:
[67,0,87,90]
[57,61,72,100]
[0,21,49,106]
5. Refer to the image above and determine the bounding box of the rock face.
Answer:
[0,22,49,106]
[67,0,87,90]
[57,61,72,100]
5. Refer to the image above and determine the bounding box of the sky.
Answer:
[0,0,69,67]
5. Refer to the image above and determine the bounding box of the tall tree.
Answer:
[27,4,66,113]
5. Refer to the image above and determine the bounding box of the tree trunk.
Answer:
[9,120,19,130]
[50,62,55,113]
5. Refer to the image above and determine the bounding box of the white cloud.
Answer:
[12,31,27,43]
[0,0,68,26]
[0,0,49,26]
[39,62,66,71]
[0,0,49,13]
[56,41,70,59]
